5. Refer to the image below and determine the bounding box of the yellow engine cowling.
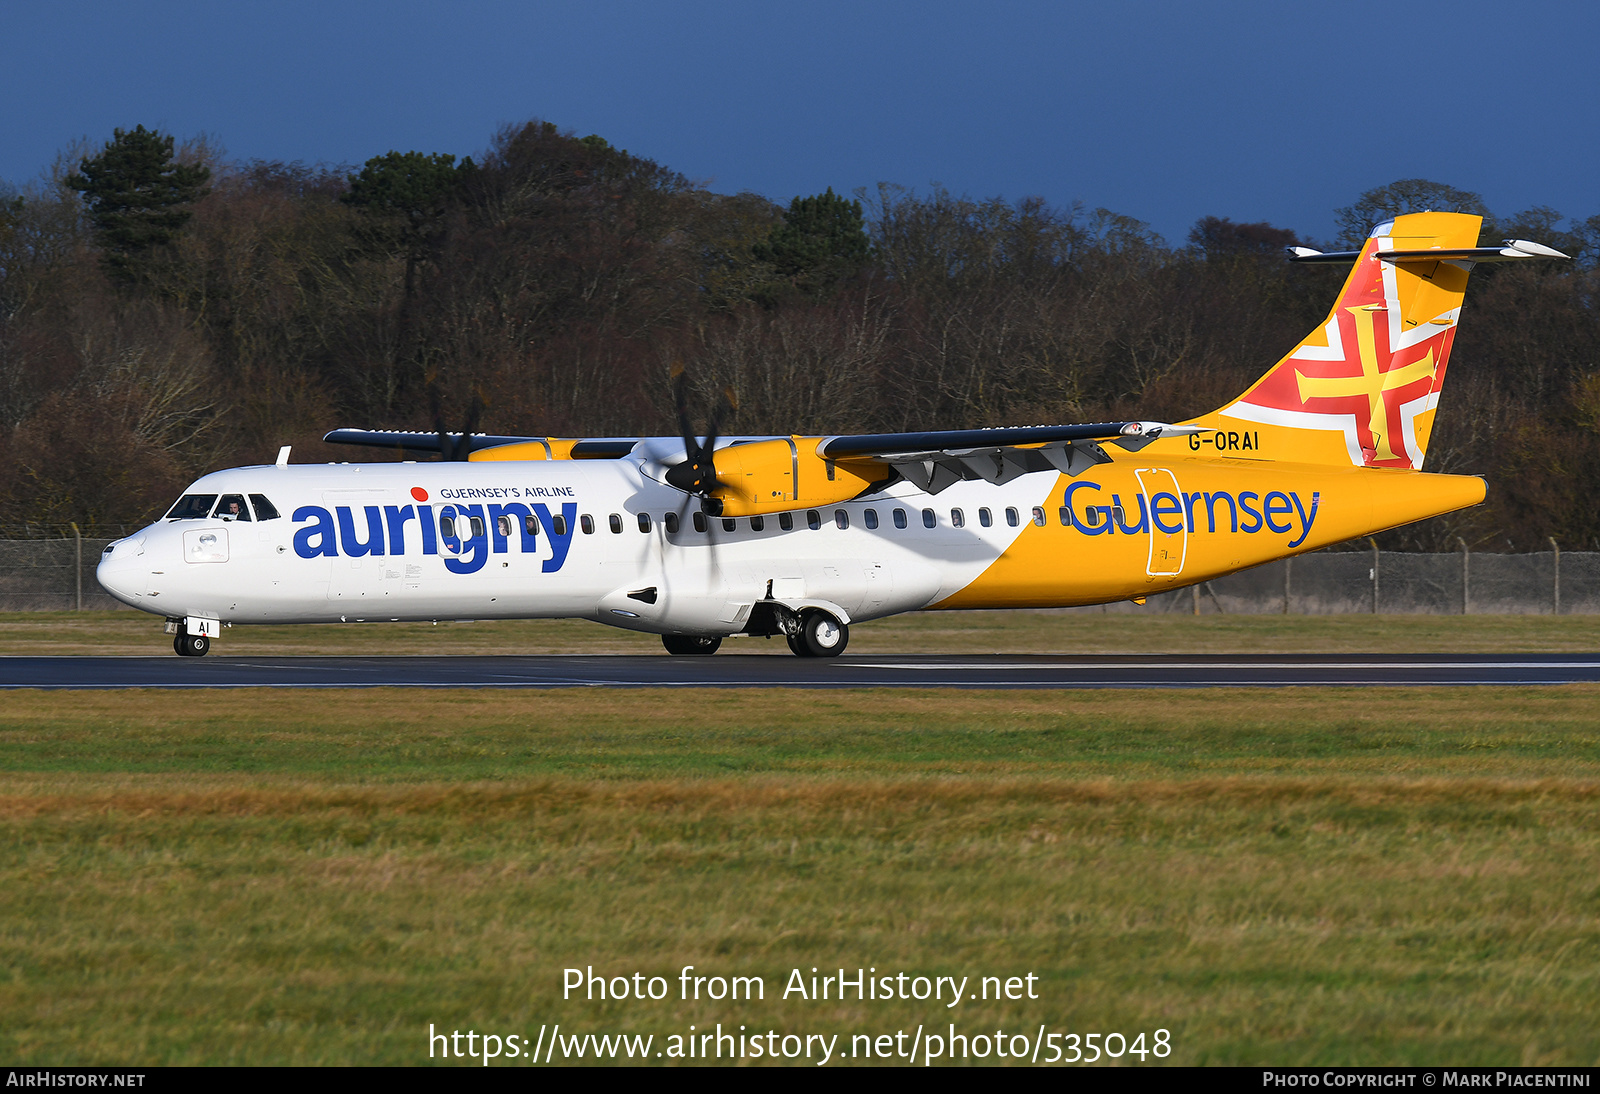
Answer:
[469,439,585,461]
[708,437,885,517]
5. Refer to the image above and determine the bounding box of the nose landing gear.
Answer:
[174,633,210,657]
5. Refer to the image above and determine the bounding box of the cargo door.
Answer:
[1134,468,1186,578]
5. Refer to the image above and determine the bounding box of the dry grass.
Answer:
[3,686,1600,1065]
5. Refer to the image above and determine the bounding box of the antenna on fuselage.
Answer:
[276,446,291,467]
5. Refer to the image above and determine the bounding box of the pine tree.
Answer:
[753,187,871,296]
[344,151,472,301]
[66,125,211,280]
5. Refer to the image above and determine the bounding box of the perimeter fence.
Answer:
[1,525,134,611]
[1070,547,1598,615]
[0,525,1595,615]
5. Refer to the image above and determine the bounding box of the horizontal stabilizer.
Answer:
[1288,239,1570,264]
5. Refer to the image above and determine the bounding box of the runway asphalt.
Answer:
[4,653,1600,689]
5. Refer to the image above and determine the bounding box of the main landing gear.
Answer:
[787,611,849,658]
[662,634,722,656]
[660,609,850,658]
[174,633,210,657]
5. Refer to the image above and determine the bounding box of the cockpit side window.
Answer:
[249,494,281,520]
[215,494,252,521]
[165,494,217,520]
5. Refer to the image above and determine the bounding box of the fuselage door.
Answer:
[1134,468,1186,578]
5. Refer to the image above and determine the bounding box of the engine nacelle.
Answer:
[708,437,885,517]
[469,439,587,461]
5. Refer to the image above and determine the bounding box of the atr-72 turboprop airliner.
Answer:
[98,212,1567,657]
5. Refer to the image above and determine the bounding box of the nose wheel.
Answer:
[174,633,210,657]
[789,611,848,657]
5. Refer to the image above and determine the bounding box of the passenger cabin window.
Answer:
[779,512,793,531]
[951,508,965,528]
[722,517,736,532]
[922,508,936,528]
[693,512,707,533]
[807,510,821,530]
[1005,507,1019,528]
[525,513,540,535]
[249,494,280,521]
[1058,507,1071,527]
[751,515,765,531]
[216,494,251,521]
[863,509,878,529]
[637,513,651,532]
[1031,506,1046,527]
[978,507,992,528]
[609,513,623,534]
[442,515,484,541]
[580,514,595,535]
[664,513,680,533]
[893,508,907,529]
[835,509,849,530]
[551,514,568,537]
[166,495,217,520]
[497,515,514,537]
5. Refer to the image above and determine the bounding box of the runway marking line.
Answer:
[847,661,1600,671]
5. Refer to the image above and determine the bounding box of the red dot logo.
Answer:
[411,487,428,502]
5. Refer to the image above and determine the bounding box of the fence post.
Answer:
[1458,537,1470,615]
[1282,557,1291,614]
[1368,537,1379,614]
[71,522,82,612]
[1550,537,1560,616]
[1192,584,1200,615]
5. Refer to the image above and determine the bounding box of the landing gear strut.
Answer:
[789,611,848,658]
[662,634,722,656]
[174,633,210,657]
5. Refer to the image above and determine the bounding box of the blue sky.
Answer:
[5,0,1596,244]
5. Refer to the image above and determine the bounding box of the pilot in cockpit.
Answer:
[218,495,251,522]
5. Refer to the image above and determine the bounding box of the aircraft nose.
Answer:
[96,536,148,606]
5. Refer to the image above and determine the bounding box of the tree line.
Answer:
[1,119,1596,550]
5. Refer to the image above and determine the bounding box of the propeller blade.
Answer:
[664,366,735,513]
[671,364,698,459]
[429,385,455,462]
[455,391,485,462]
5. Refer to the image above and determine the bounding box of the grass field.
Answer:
[6,608,1600,655]
[3,681,1599,1066]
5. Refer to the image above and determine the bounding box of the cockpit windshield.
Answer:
[216,494,252,521]
[249,494,281,520]
[165,494,218,520]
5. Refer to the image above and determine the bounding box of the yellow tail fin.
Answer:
[1189,210,1481,469]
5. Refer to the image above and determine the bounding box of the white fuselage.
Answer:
[96,458,1060,636]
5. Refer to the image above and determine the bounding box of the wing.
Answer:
[815,420,1202,494]
[322,429,639,460]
